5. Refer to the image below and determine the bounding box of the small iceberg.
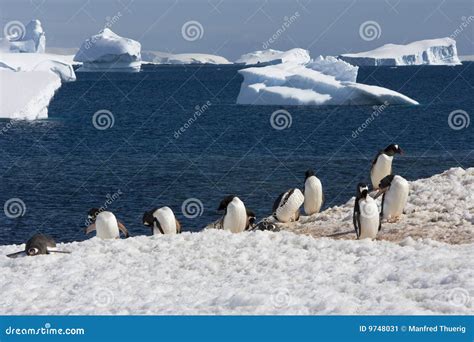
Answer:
[339,38,461,66]
[142,51,230,65]
[235,48,310,66]
[74,28,141,72]
[2,19,46,53]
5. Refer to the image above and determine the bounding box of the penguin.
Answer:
[272,188,305,223]
[215,195,254,233]
[85,208,129,239]
[370,144,404,189]
[353,183,380,240]
[374,174,409,223]
[142,206,181,235]
[6,233,71,258]
[303,169,324,215]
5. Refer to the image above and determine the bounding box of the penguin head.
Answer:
[217,195,237,211]
[379,174,395,189]
[87,208,102,223]
[384,144,403,156]
[26,247,40,256]
[246,209,256,225]
[305,169,315,180]
[357,183,369,199]
[142,209,155,227]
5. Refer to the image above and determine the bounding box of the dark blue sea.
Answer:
[0,63,472,245]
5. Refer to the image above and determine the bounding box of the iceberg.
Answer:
[339,38,461,66]
[236,62,418,106]
[235,48,310,66]
[4,19,46,53]
[74,28,141,72]
[142,51,230,65]
[307,55,358,82]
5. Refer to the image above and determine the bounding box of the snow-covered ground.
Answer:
[142,51,230,65]
[235,48,310,65]
[339,38,461,66]
[0,168,472,315]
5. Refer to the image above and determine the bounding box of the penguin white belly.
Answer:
[95,212,120,239]
[276,189,304,222]
[382,176,409,220]
[153,207,177,234]
[304,177,323,215]
[371,154,393,189]
[358,198,379,240]
[223,199,247,233]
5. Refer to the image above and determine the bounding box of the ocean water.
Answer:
[0,63,472,245]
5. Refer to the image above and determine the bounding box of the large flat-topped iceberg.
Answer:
[142,51,230,65]
[339,38,461,66]
[235,48,310,66]
[74,28,141,72]
[237,59,418,106]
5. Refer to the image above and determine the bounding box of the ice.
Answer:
[235,48,310,66]
[4,20,45,53]
[236,62,418,106]
[339,38,461,66]
[0,168,472,315]
[74,28,141,72]
[142,51,230,65]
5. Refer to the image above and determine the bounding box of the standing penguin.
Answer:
[353,183,381,240]
[370,144,404,189]
[273,188,305,223]
[303,169,324,215]
[374,174,409,223]
[214,195,254,233]
[85,208,129,239]
[142,206,181,235]
[6,233,70,258]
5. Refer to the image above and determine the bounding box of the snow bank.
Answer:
[0,70,61,120]
[273,167,474,245]
[236,62,418,106]
[235,48,310,66]
[74,28,141,72]
[142,51,230,65]
[4,19,45,53]
[339,38,461,66]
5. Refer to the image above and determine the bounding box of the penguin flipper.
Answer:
[117,221,129,238]
[6,251,26,258]
[176,219,182,234]
[353,203,361,239]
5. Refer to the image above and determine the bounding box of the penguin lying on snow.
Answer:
[371,144,403,189]
[374,174,409,223]
[212,195,255,233]
[85,208,129,239]
[142,206,181,234]
[273,188,304,223]
[6,233,70,258]
[303,169,324,216]
[353,183,380,240]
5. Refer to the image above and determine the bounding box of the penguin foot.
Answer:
[387,216,401,223]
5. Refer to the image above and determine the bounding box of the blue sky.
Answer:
[0,0,472,59]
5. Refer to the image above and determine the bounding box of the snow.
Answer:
[4,20,45,53]
[0,168,472,315]
[236,62,418,106]
[74,28,141,72]
[235,48,310,66]
[339,38,461,66]
[142,51,230,65]
[307,56,358,82]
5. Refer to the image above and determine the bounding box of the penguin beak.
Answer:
[361,190,368,199]
[398,147,404,155]
[373,187,389,199]
[85,223,96,234]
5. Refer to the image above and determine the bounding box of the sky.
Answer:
[0,0,473,60]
